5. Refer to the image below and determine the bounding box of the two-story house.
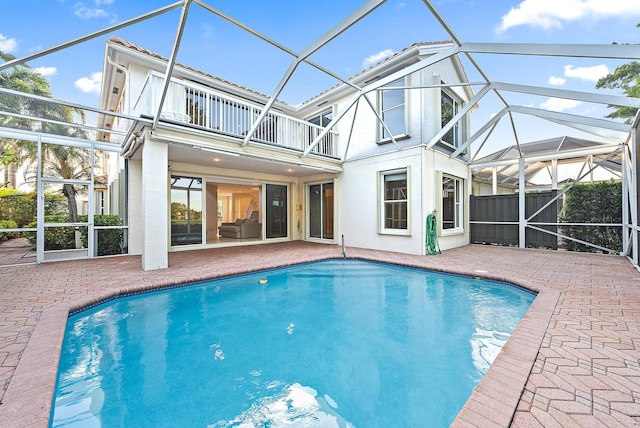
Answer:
[99,36,473,270]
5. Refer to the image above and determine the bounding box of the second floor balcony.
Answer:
[133,72,338,158]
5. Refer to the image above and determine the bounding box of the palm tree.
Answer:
[1,53,91,223]
[0,53,52,189]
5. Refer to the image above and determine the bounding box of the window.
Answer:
[307,109,334,156]
[308,109,333,127]
[442,175,462,230]
[441,90,460,147]
[381,169,408,232]
[379,78,406,141]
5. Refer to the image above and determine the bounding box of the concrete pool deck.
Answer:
[0,242,639,427]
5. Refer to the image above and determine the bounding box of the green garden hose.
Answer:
[426,213,441,255]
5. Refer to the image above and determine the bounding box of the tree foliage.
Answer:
[1,54,90,220]
[595,24,640,123]
[596,61,640,123]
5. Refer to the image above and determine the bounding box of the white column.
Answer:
[519,157,526,248]
[492,166,498,195]
[128,159,143,256]
[622,144,629,255]
[551,159,558,191]
[141,137,168,270]
[633,130,639,266]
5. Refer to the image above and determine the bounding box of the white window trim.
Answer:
[379,167,410,236]
[440,88,463,150]
[440,173,465,236]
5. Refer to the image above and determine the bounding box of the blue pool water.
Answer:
[51,259,535,427]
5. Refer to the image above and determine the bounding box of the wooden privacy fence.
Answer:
[470,191,558,249]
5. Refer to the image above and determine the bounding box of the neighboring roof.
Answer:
[472,136,622,187]
[473,136,612,164]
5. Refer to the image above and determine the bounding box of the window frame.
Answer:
[378,77,408,143]
[307,109,333,127]
[440,88,462,149]
[379,168,410,235]
[441,174,464,234]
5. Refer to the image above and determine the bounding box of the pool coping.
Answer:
[0,254,556,427]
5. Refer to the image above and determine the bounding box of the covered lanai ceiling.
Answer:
[1,0,640,161]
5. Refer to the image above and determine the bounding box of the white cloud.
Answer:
[362,49,395,69]
[563,64,609,81]
[497,0,640,32]
[548,76,566,86]
[34,66,57,76]
[540,97,582,112]
[0,34,17,53]
[201,23,214,40]
[75,72,102,94]
[74,1,112,19]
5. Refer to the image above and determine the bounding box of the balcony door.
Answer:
[308,182,334,240]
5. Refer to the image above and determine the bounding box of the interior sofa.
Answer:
[218,212,262,239]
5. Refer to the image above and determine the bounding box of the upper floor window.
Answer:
[379,78,406,141]
[308,109,333,127]
[307,109,335,156]
[441,90,461,147]
[380,169,408,233]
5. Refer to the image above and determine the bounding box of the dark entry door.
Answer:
[266,184,288,238]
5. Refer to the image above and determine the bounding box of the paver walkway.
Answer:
[0,238,35,266]
[0,242,639,427]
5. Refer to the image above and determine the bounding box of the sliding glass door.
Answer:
[170,176,202,246]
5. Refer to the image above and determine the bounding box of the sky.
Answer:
[2,0,640,157]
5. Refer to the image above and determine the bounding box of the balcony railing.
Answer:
[133,71,338,158]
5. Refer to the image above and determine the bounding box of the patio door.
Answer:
[170,176,203,246]
[308,182,334,240]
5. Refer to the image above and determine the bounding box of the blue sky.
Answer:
[2,0,640,155]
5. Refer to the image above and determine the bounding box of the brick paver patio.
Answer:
[0,242,639,427]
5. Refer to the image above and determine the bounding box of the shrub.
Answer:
[79,215,124,256]
[559,180,622,253]
[24,214,124,255]
[24,215,76,250]
[0,192,67,227]
[0,220,18,240]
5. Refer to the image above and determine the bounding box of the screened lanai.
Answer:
[1,0,639,269]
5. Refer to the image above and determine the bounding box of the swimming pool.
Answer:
[51,259,535,427]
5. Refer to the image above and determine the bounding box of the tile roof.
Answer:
[109,36,455,109]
